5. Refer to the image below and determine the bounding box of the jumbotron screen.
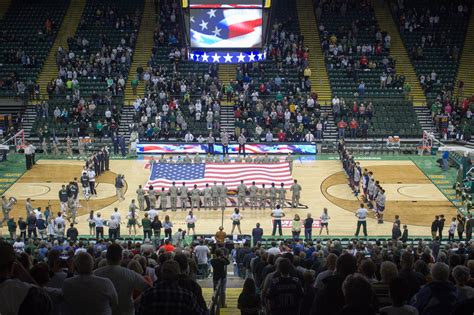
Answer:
[189,4,263,48]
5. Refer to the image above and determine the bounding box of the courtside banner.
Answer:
[137,143,316,155]
[273,219,321,229]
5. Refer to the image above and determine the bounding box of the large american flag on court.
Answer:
[190,8,262,48]
[145,162,294,190]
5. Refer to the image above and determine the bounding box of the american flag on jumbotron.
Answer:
[145,162,294,190]
[190,8,262,48]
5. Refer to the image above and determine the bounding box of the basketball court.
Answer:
[0,154,459,237]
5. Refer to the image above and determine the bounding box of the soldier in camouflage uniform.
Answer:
[278,183,286,207]
[219,181,228,210]
[249,181,258,209]
[211,181,220,210]
[194,153,203,163]
[258,184,267,209]
[179,182,189,210]
[286,153,294,173]
[148,186,157,209]
[290,179,302,208]
[269,183,277,209]
[183,154,192,163]
[136,185,146,211]
[203,183,212,210]
[191,184,201,211]
[237,180,247,210]
[159,187,168,210]
[245,155,253,163]
[169,182,178,211]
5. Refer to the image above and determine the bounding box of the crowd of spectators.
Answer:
[1,232,474,314]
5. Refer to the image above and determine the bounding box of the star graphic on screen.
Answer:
[212,53,221,62]
[201,52,209,62]
[190,16,195,23]
[211,27,221,37]
[207,9,217,18]
[237,52,246,62]
[257,53,263,60]
[224,53,233,63]
[248,52,256,61]
[199,20,208,30]
[194,54,200,61]
[189,53,195,60]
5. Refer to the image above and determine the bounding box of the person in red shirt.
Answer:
[349,118,359,138]
[159,239,175,252]
[278,130,286,142]
[337,120,348,139]
[359,55,368,69]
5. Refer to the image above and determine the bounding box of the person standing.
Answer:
[203,183,212,210]
[148,186,157,210]
[448,217,457,242]
[438,214,446,240]
[210,248,230,308]
[141,213,152,240]
[269,183,277,209]
[271,205,285,236]
[87,168,97,196]
[431,215,439,239]
[136,185,146,211]
[221,131,229,156]
[238,134,246,156]
[219,182,228,210]
[319,208,330,235]
[249,182,258,210]
[151,216,162,246]
[163,215,173,239]
[278,183,286,208]
[207,132,215,155]
[179,182,188,210]
[25,198,34,217]
[303,213,313,240]
[108,215,119,240]
[457,214,466,241]
[94,212,105,240]
[251,223,263,246]
[237,180,247,210]
[355,204,368,237]
[258,184,267,210]
[169,182,179,211]
[80,171,90,200]
[58,185,69,212]
[186,210,197,236]
[230,208,242,235]
[191,185,201,211]
[127,201,139,236]
[285,153,294,173]
[466,213,474,241]
[24,142,36,170]
[290,180,302,208]
[26,212,37,239]
[159,187,168,210]
[291,214,301,240]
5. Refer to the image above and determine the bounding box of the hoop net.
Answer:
[1,129,25,150]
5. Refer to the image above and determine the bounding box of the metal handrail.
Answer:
[208,279,223,315]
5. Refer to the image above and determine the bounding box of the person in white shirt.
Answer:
[94,244,148,315]
[448,217,457,242]
[185,210,197,236]
[230,208,242,235]
[319,208,331,235]
[194,239,210,276]
[94,212,105,239]
[110,207,121,237]
[267,241,281,256]
[355,204,368,237]
[184,131,194,142]
[63,252,118,315]
[87,168,97,196]
[147,208,158,221]
[271,205,285,236]
[305,131,315,142]
[54,212,66,239]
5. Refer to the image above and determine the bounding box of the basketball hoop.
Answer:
[1,129,25,151]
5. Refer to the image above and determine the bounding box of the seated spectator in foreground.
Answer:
[137,260,207,315]
[62,252,118,314]
[341,274,377,315]
[0,241,52,315]
[380,276,419,315]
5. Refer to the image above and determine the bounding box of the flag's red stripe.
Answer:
[227,18,262,38]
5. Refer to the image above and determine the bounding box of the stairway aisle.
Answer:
[220,106,235,136]
[219,64,235,105]
[456,3,474,99]
[202,287,241,315]
[0,0,11,19]
[371,0,426,106]
[296,0,332,104]
[35,0,86,101]
[124,0,156,105]
[414,107,440,139]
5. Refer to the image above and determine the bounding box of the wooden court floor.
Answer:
[0,157,458,237]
